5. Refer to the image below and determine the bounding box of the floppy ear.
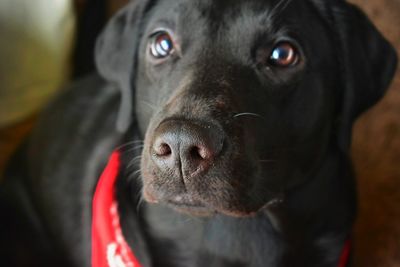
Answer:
[332,2,398,151]
[95,0,152,132]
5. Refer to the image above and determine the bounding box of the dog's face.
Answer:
[96,0,397,217]
[135,0,338,217]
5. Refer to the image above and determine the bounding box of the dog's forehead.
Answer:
[146,0,327,45]
[149,0,319,25]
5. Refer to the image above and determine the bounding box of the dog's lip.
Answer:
[166,195,206,208]
[157,196,286,218]
[165,197,215,216]
[147,189,285,217]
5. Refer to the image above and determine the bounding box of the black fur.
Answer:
[1,0,397,266]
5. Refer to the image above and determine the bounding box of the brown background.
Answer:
[349,0,400,266]
[0,0,399,266]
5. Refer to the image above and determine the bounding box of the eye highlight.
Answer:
[268,42,299,67]
[149,31,175,59]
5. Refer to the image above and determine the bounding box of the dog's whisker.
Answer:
[136,189,145,214]
[131,155,143,162]
[116,140,144,151]
[126,164,141,175]
[127,158,143,169]
[233,113,264,120]
[132,169,142,177]
[125,167,142,183]
[125,145,144,153]
[140,100,158,111]
[122,146,145,159]
[269,0,293,20]
[278,0,293,13]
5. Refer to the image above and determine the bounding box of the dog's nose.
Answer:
[151,120,224,178]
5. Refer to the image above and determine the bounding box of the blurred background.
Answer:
[0,0,398,266]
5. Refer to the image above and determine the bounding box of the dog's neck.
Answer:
[116,149,355,266]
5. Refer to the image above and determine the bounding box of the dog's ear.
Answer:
[333,2,398,151]
[95,0,151,132]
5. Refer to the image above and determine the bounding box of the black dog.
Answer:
[1,0,397,266]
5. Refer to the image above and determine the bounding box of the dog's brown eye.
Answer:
[149,31,174,59]
[268,42,299,67]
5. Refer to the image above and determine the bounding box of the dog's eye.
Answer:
[268,42,299,67]
[149,31,175,59]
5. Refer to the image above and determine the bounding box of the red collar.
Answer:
[92,152,351,267]
[338,239,351,267]
[92,152,142,267]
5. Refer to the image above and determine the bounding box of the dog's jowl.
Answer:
[1,0,397,267]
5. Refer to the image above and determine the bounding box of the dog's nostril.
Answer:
[155,143,172,157]
[190,146,203,160]
[189,145,210,160]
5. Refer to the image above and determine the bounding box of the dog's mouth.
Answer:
[143,185,283,218]
[165,197,215,217]
[147,191,216,216]
[165,195,283,218]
